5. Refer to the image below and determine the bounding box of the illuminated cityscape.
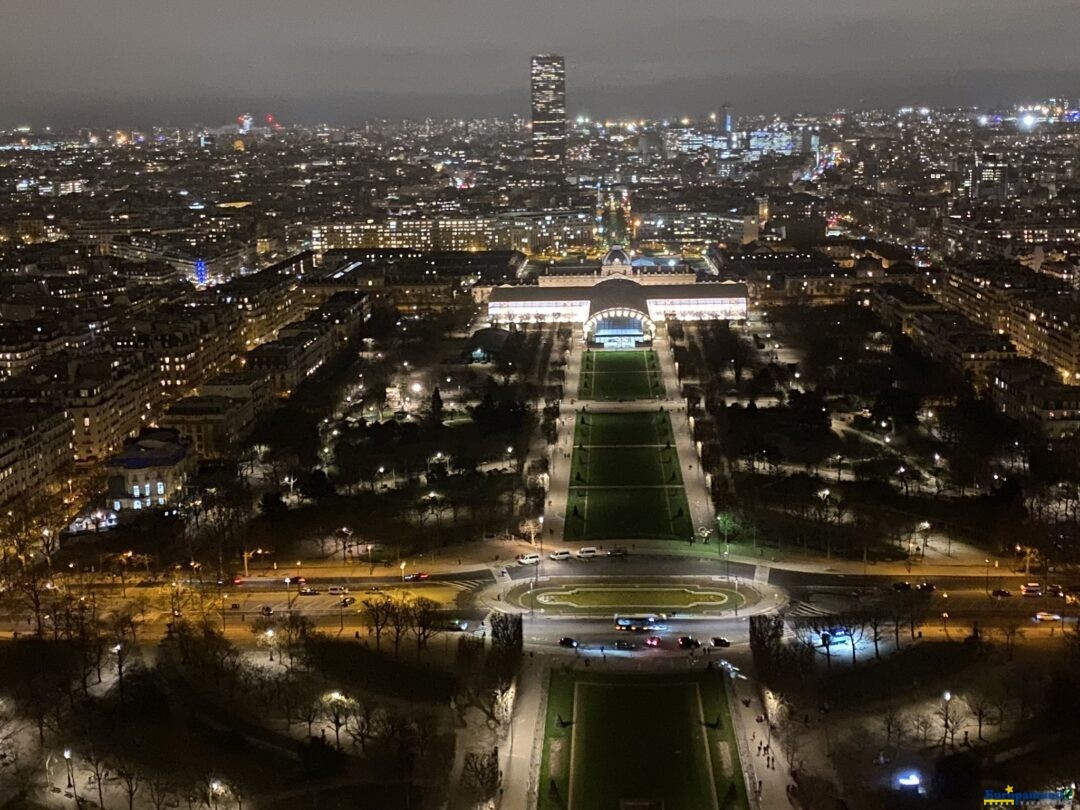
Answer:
[2,11,1080,810]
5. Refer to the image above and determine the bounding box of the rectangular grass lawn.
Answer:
[577,411,674,447]
[537,671,749,810]
[572,445,680,487]
[579,350,661,400]
[565,486,691,540]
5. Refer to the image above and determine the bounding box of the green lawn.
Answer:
[579,351,662,400]
[535,585,740,609]
[576,411,674,446]
[565,486,692,540]
[566,410,692,541]
[571,445,681,487]
[539,672,748,810]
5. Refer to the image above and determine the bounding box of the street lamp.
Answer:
[63,748,74,790]
[400,561,407,582]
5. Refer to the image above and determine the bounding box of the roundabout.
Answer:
[503,576,762,617]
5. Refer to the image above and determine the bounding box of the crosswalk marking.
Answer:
[444,579,490,593]
[785,601,836,618]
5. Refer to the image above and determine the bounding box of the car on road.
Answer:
[575,547,599,560]
[558,637,579,648]
[645,636,662,648]
[328,586,349,596]
[991,588,1012,598]
[1035,611,1062,622]
[892,582,913,591]
[1021,582,1043,597]
[607,547,629,558]
[442,619,469,631]
[340,596,356,607]
[915,582,936,591]
[549,550,571,561]
[517,553,541,566]
[1047,584,1065,598]
[711,637,732,648]
[404,572,430,581]
[677,636,701,649]
[287,576,306,586]
[260,606,274,616]
[298,587,319,596]
[614,640,638,651]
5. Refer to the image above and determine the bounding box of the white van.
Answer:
[328,585,349,596]
[576,547,599,560]
[549,550,571,561]
[517,553,541,566]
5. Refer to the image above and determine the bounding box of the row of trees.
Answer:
[354,593,443,657]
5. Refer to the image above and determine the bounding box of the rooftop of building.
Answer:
[106,429,189,470]
[489,276,749,306]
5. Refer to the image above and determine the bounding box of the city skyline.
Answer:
[7,0,1080,127]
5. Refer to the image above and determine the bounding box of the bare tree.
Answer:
[911,713,934,746]
[387,595,412,657]
[792,618,834,670]
[227,781,245,810]
[965,691,995,741]
[115,762,141,810]
[361,594,395,652]
[839,614,866,667]
[299,700,320,737]
[518,518,542,544]
[346,699,382,752]
[865,609,887,659]
[84,749,112,810]
[321,692,356,749]
[461,747,501,802]
[409,596,442,657]
[947,706,971,749]
[992,689,1012,732]
[147,778,175,810]
[998,621,1024,661]
[881,705,905,748]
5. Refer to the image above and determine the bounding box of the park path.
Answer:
[654,325,716,541]
[542,325,583,546]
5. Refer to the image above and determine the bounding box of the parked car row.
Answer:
[555,635,731,651]
[517,546,628,565]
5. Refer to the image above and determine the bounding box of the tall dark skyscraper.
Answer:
[530,54,566,164]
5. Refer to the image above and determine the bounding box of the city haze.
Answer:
[6,0,1080,125]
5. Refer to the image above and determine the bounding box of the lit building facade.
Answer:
[531,55,566,164]
[487,248,747,347]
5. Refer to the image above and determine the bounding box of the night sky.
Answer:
[6,0,1080,126]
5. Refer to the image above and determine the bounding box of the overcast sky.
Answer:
[5,0,1080,127]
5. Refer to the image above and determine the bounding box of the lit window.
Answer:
[157,481,165,495]
[133,485,141,498]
